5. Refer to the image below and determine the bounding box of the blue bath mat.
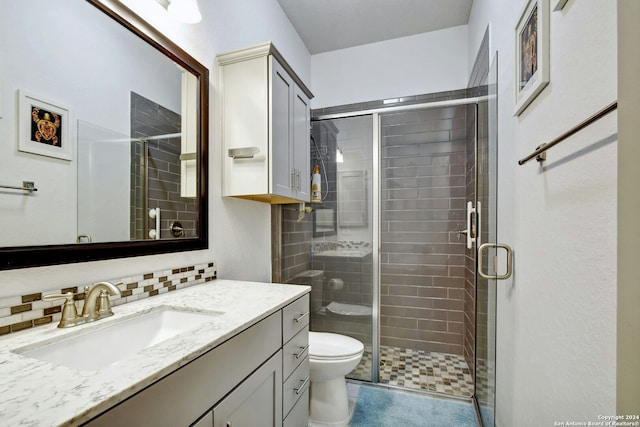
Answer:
[350,385,477,427]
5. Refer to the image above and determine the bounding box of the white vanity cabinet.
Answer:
[85,293,310,427]
[219,42,313,204]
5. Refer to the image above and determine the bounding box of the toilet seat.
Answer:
[309,332,364,360]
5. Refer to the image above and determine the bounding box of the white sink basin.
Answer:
[14,306,222,371]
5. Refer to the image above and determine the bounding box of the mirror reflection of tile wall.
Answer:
[130,92,198,240]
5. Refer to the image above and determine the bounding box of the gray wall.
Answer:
[278,204,312,283]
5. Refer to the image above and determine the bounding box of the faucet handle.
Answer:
[96,290,114,316]
[42,292,80,328]
[42,292,74,302]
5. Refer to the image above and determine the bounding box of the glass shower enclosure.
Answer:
[275,87,498,426]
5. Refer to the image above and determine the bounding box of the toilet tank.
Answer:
[289,270,324,313]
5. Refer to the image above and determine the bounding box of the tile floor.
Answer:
[349,345,474,398]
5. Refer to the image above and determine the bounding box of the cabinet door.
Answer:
[86,313,282,427]
[270,57,294,199]
[221,56,270,197]
[213,351,283,427]
[292,84,310,202]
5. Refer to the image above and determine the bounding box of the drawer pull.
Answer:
[226,423,232,427]
[294,344,309,359]
[293,376,310,395]
[294,312,309,323]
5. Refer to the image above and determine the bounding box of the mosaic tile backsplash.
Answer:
[0,261,217,337]
[311,241,372,253]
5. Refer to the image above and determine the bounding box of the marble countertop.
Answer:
[0,280,310,426]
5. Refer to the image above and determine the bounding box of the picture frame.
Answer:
[514,0,549,116]
[553,0,569,11]
[18,90,72,160]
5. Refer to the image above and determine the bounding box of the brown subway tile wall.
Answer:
[279,204,313,284]
[380,106,470,355]
[130,92,198,241]
[0,261,217,337]
[311,252,373,310]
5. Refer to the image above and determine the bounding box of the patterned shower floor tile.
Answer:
[349,345,474,398]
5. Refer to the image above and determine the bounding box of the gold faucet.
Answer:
[42,281,122,328]
[82,281,121,321]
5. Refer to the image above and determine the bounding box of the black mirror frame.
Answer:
[0,0,209,270]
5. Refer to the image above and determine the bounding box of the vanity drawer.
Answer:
[282,294,310,344]
[283,325,309,381]
[282,356,309,418]
[283,387,309,427]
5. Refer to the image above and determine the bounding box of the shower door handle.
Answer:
[464,201,476,249]
[478,243,513,280]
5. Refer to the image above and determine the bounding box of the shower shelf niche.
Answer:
[314,249,371,258]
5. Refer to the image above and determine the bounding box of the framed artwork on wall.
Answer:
[553,0,569,11]
[18,90,72,160]
[514,0,550,116]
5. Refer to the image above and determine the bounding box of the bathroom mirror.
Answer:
[0,0,208,269]
[337,171,367,227]
[313,208,337,237]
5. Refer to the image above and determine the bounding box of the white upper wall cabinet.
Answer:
[219,42,313,204]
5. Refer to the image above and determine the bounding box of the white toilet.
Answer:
[308,331,364,427]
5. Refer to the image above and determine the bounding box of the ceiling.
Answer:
[276,0,474,54]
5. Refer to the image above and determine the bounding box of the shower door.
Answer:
[475,53,501,427]
[378,104,475,396]
[77,121,130,243]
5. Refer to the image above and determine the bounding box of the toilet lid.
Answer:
[308,332,364,359]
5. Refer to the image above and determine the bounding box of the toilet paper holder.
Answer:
[328,278,344,290]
